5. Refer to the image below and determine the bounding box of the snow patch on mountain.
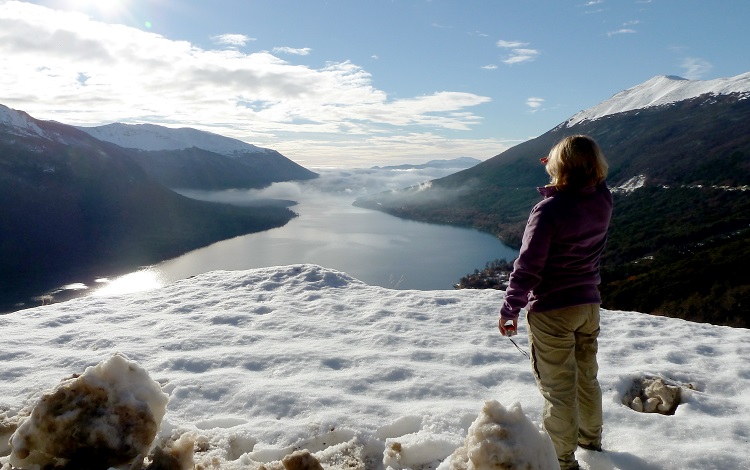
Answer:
[0,104,47,139]
[565,72,750,127]
[612,175,647,194]
[78,122,273,157]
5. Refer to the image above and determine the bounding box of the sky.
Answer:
[2,264,749,469]
[1,1,750,167]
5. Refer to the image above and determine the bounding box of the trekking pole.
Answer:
[504,320,530,360]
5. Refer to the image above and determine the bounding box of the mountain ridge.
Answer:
[78,122,270,156]
[371,156,481,171]
[77,121,318,190]
[564,71,750,127]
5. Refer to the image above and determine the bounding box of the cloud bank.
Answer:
[0,1,507,167]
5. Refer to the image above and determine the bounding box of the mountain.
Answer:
[0,104,297,311]
[354,72,750,327]
[78,123,318,190]
[564,72,750,127]
[371,156,482,171]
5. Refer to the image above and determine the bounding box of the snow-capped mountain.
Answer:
[1,104,318,190]
[78,122,272,157]
[75,121,318,189]
[0,104,95,146]
[0,104,46,137]
[402,71,750,191]
[565,71,750,127]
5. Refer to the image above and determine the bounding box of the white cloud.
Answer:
[503,48,540,65]
[0,1,494,166]
[526,97,544,111]
[680,57,713,80]
[607,20,640,37]
[496,39,527,49]
[496,39,540,65]
[481,64,498,70]
[607,28,636,37]
[580,0,605,13]
[272,46,312,56]
[211,34,256,47]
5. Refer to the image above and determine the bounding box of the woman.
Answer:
[499,135,612,470]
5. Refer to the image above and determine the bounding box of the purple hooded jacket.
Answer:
[500,183,613,321]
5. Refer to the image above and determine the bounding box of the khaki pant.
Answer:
[528,304,602,470]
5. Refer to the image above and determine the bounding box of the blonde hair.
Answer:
[545,135,608,189]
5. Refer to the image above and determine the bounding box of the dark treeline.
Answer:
[455,187,750,329]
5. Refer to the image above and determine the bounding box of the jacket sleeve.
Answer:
[500,201,555,321]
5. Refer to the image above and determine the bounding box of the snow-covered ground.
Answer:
[1,264,748,469]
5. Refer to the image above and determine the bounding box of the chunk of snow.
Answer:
[8,353,169,469]
[438,400,557,470]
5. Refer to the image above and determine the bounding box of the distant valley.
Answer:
[371,156,481,171]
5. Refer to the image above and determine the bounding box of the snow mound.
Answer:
[8,353,169,469]
[565,72,750,127]
[437,400,557,470]
[622,376,690,415]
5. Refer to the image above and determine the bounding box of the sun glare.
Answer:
[66,0,131,19]
[93,270,165,297]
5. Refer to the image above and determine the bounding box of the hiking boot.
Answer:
[579,442,603,452]
[559,461,580,470]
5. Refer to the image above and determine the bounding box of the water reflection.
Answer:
[93,270,166,297]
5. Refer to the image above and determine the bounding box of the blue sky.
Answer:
[1,0,749,167]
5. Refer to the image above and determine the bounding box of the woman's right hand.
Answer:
[499,317,517,337]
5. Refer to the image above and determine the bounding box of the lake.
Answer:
[23,168,519,303]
